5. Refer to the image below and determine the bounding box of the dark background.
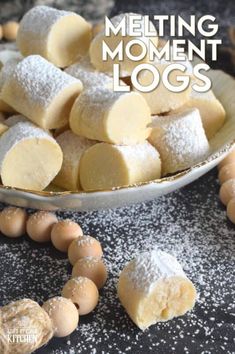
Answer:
[0,1,234,353]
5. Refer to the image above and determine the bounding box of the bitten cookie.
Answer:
[118,249,197,330]
[2,55,83,129]
[80,142,161,191]
[17,6,92,68]
[149,108,210,175]
[53,130,95,191]
[69,88,151,145]
[0,121,62,190]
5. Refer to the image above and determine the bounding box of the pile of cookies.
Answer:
[0,6,226,192]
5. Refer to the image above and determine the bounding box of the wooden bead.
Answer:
[0,207,27,238]
[51,220,83,252]
[227,198,235,224]
[68,235,103,265]
[26,211,57,243]
[218,149,235,170]
[72,257,108,289]
[0,25,3,41]
[2,21,19,41]
[42,297,79,337]
[218,163,235,184]
[62,277,99,315]
[219,179,235,206]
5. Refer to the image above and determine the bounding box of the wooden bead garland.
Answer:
[219,149,235,224]
[0,205,107,353]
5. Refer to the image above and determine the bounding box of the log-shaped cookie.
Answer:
[53,130,95,191]
[148,108,210,175]
[0,57,20,113]
[17,6,92,68]
[0,121,63,190]
[69,88,151,144]
[90,13,158,77]
[65,56,114,91]
[118,249,197,330]
[2,55,83,129]
[133,63,191,114]
[80,142,161,191]
[176,89,226,139]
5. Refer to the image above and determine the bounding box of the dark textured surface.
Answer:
[0,1,234,354]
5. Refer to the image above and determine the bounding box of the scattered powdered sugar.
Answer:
[122,249,186,294]
[0,121,54,172]
[0,167,234,353]
[8,55,81,109]
[19,6,75,38]
[149,108,210,175]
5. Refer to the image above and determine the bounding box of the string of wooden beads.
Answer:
[0,206,108,353]
[218,149,235,223]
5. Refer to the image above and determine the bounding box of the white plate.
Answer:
[0,69,234,211]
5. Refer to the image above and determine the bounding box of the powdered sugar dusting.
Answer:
[65,56,113,90]
[149,108,210,175]
[6,55,81,109]
[122,249,186,294]
[19,6,74,38]
[115,141,159,163]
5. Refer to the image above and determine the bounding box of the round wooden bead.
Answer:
[227,198,235,224]
[218,163,235,184]
[0,25,3,41]
[42,297,79,337]
[0,206,27,238]
[2,21,19,41]
[68,235,103,265]
[218,150,235,170]
[51,220,83,252]
[26,211,58,243]
[72,257,108,289]
[219,179,235,206]
[62,277,99,315]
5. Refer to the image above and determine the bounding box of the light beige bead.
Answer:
[219,179,235,206]
[218,150,235,170]
[218,163,235,184]
[0,206,27,238]
[62,277,99,315]
[72,257,107,289]
[42,297,79,337]
[2,21,19,41]
[227,198,235,224]
[0,25,3,40]
[68,235,103,265]
[26,211,58,242]
[51,219,83,252]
